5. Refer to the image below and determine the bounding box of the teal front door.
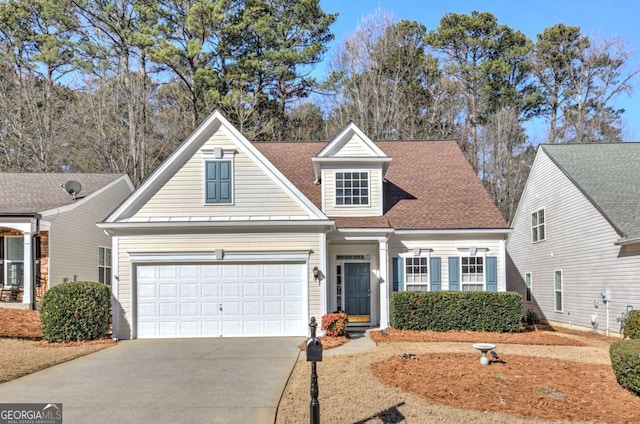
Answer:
[344,263,370,317]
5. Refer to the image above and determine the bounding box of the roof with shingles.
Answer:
[0,173,125,213]
[255,140,507,230]
[542,143,640,239]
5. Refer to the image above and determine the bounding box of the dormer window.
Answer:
[335,172,369,206]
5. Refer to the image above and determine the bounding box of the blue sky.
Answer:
[318,0,640,142]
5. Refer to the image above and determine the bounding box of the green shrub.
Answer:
[624,310,640,339]
[390,291,522,333]
[321,311,349,337]
[610,339,640,396]
[40,281,111,342]
[524,309,541,325]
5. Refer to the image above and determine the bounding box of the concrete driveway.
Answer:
[0,337,303,423]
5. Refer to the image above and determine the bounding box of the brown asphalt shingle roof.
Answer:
[0,173,124,213]
[256,140,507,230]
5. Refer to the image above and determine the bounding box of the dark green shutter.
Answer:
[448,257,459,291]
[486,256,497,292]
[206,161,232,203]
[429,257,441,291]
[392,257,404,291]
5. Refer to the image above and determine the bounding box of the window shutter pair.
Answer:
[392,257,441,291]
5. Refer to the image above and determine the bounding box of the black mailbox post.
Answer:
[307,317,322,424]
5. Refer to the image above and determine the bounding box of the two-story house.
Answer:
[100,111,509,339]
[507,143,640,335]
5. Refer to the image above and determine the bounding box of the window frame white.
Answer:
[98,246,112,285]
[457,248,487,292]
[531,208,546,243]
[554,270,563,312]
[525,272,532,302]
[5,236,24,287]
[334,171,370,207]
[399,250,430,292]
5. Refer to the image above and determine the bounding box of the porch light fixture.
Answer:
[313,267,320,281]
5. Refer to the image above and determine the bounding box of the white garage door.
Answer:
[136,262,306,338]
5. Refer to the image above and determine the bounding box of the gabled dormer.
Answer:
[312,123,392,217]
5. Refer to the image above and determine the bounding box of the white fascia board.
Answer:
[393,228,512,236]
[105,110,327,223]
[311,157,392,180]
[317,123,387,158]
[328,227,395,242]
[129,250,311,263]
[104,112,224,223]
[40,175,133,217]
[98,219,336,236]
[216,117,326,220]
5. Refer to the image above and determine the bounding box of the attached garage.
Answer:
[135,262,307,338]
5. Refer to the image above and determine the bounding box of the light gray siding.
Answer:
[507,149,640,334]
[43,177,132,286]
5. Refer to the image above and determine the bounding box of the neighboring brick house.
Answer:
[100,111,510,340]
[0,173,133,308]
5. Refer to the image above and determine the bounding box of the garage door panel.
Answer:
[158,265,179,278]
[181,283,198,297]
[223,283,240,296]
[137,262,305,338]
[264,283,282,297]
[159,302,178,317]
[159,283,177,297]
[202,302,219,317]
[180,302,198,317]
[201,282,219,297]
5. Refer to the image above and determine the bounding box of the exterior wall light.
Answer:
[313,267,320,281]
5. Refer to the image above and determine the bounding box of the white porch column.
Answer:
[378,238,389,329]
[22,232,32,305]
[319,232,328,317]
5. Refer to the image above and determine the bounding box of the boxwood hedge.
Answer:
[40,281,111,342]
[610,339,640,396]
[390,291,522,332]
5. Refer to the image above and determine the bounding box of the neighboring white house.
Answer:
[0,173,134,308]
[507,143,640,335]
[99,110,510,340]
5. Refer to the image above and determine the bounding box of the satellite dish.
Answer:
[63,180,82,199]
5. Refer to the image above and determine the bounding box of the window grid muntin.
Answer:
[335,171,369,206]
[405,257,428,284]
[531,209,545,242]
[98,247,112,285]
[461,256,484,291]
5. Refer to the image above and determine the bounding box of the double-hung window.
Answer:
[405,257,428,291]
[335,172,369,206]
[205,160,233,204]
[531,209,545,242]
[525,272,532,302]
[98,247,111,285]
[461,256,484,291]
[554,270,563,312]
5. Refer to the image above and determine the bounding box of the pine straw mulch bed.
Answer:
[277,327,635,424]
[0,308,116,383]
